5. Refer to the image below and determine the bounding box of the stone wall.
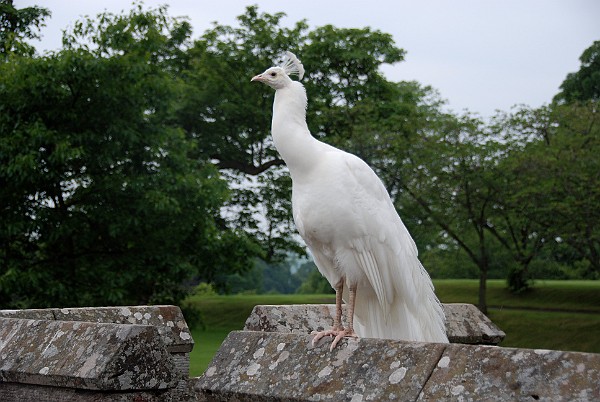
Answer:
[1,304,599,401]
[0,305,194,401]
[195,330,600,401]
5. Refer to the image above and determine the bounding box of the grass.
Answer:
[184,280,600,377]
[189,328,231,377]
[488,309,600,352]
[434,279,600,312]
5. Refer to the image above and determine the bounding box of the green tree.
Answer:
[554,41,600,104]
[550,102,600,275]
[396,113,507,313]
[498,103,600,277]
[549,40,600,276]
[487,107,561,291]
[0,0,50,59]
[0,5,256,308]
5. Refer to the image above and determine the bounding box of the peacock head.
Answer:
[251,66,291,90]
[251,51,305,90]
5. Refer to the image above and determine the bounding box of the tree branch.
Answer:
[403,184,480,266]
[214,158,285,175]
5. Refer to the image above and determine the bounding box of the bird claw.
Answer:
[311,328,357,351]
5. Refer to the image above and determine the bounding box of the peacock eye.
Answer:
[270,72,277,77]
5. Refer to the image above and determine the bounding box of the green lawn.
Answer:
[434,279,600,312]
[184,280,600,377]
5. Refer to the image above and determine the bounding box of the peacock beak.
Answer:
[251,74,264,83]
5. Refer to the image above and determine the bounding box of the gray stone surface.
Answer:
[442,303,505,344]
[0,309,55,321]
[243,303,505,345]
[3,303,597,401]
[244,304,337,334]
[420,343,600,401]
[194,330,600,402]
[0,317,175,391]
[194,330,446,401]
[0,305,193,353]
[0,305,195,400]
[0,382,176,402]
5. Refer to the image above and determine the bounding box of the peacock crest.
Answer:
[280,51,305,80]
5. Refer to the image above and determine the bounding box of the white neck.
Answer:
[271,82,322,177]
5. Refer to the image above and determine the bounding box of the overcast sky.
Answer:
[15,0,600,118]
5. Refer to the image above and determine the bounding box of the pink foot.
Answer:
[312,328,357,351]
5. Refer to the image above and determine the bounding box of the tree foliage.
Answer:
[554,41,600,103]
[495,103,600,278]
[0,5,256,308]
[2,3,598,312]
[0,0,50,58]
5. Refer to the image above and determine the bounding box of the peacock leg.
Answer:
[312,278,357,351]
[332,277,344,330]
[345,283,358,336]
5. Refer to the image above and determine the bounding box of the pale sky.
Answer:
[15,0,600,118]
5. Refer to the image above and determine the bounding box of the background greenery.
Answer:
[1,2,599,367]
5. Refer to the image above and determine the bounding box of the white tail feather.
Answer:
[350,240,447,343]
[353,276,447,343]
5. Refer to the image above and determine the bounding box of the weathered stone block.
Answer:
[0,309,55,321]
[0,305,193,353]
[0,317,175,391]
[194,331,600,401]
[0,382,174,402]
[442,303,505,344]
[243,303,505,345]
[244,304,336,335]
[420,343,600,401]
[0,305,195,400]
[194,330,446,401]
[52,305,194,353]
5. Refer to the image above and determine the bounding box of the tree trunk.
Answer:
[476,225,489,315]
[478,265,488,314]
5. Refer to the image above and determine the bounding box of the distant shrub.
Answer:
[193,282,218,297]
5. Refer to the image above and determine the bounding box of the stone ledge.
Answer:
[422,343,600,401]
[0,382,175,402]
[194,330,445,401]
[0,317,175,391]
[193,330,600,401]
[0,305,193,353]
[243,303,505,345]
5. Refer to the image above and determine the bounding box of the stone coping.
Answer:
[0,317,175,391]
[243,303,506,345]
[194,330,600,401]
[0,305,193,353]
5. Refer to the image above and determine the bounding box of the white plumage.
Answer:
[252,52,448,349]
